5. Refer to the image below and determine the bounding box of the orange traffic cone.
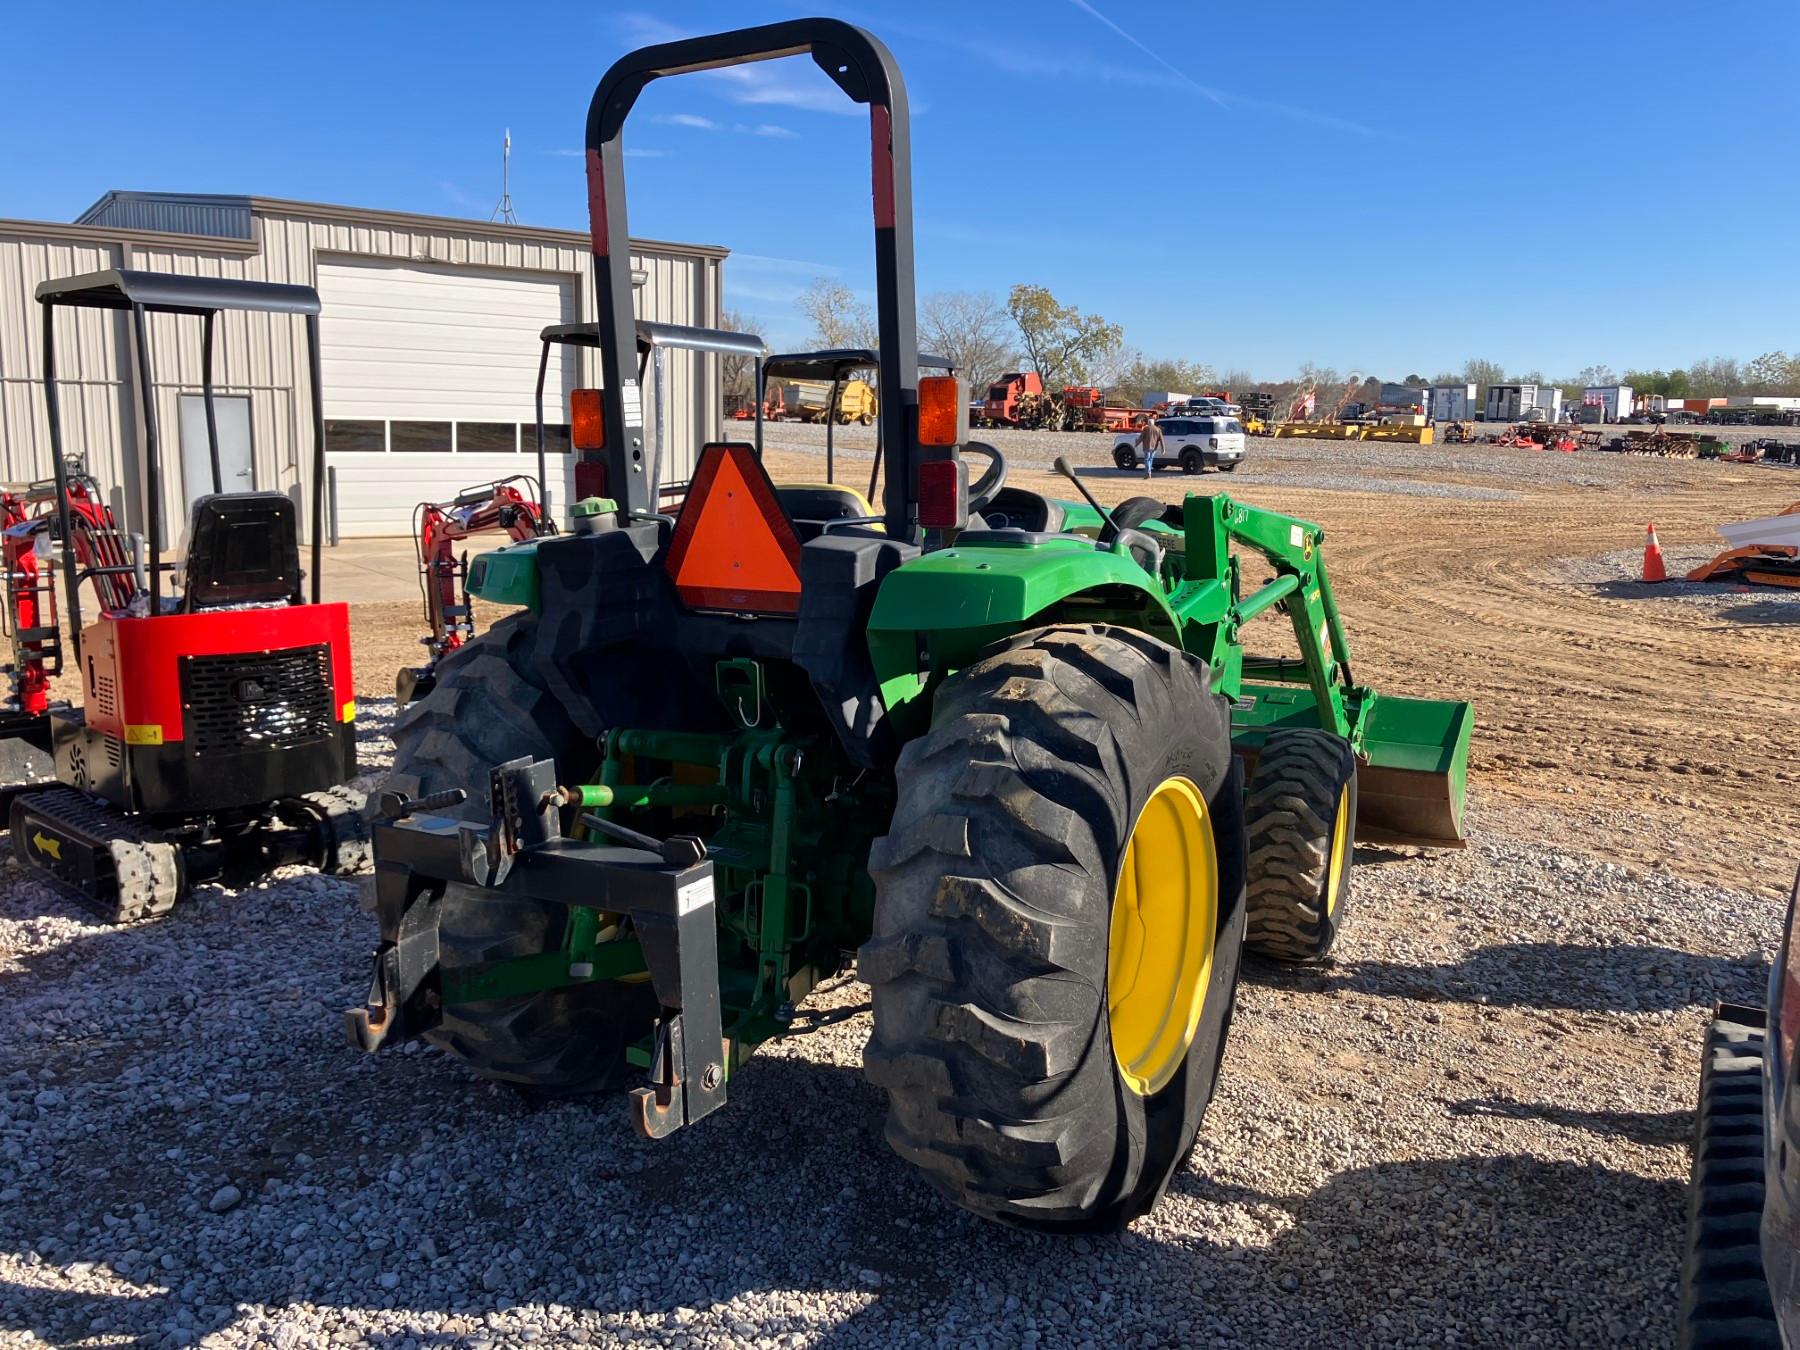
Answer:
[1642,523,1667,583]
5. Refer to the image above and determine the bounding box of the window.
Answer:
[389,421,453,453]
[1193,420,1217,434]
[456,422,518,453]
[1161,420,1188,435]
[325,420,385,453]
[1222,420,1243,435]
[538,423,573,455]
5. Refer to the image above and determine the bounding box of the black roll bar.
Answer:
[35,269,329,647]
[585,19,923,536]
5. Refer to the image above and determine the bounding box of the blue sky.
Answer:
[3,1,1794,379]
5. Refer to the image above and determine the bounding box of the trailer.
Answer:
[1429,384,1476,423]
[1581,384,1634,423]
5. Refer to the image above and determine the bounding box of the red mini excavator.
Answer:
[0,269,368,922]
[397,475,555,703]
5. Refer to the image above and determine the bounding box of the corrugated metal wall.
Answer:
[0,203,723,539]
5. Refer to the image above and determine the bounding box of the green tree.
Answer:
[1112,354,1217,406]
[1006,284,1123,388]
[1687,356,1744,396]
[1460,358,1507,406]
[1747,351,1799,394]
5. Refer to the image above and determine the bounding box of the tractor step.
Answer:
[9,788,184,923]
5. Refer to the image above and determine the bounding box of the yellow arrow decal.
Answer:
[31,831,62,861]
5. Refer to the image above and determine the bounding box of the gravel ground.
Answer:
[751,421,1796,499]
[1553,547,1800,619]
[0,699,1779,1348]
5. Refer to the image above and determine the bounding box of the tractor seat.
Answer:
[181,492,303,612]
[773,483,881,541]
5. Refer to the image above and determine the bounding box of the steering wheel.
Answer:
[962,441,1008,515]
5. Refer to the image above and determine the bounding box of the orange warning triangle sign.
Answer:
[665,443,804,613]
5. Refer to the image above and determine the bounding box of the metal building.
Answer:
[0,192,727,537]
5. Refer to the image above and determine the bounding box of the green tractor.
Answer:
[347,19,1473,1232]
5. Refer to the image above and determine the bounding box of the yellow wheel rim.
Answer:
[1325,784,1351,915]
[1107,776,1218,1097]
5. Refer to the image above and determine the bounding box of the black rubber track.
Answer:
[1243,728,1357,963]
[385,614,658,1096]
[861,623,1246,1232]
[1678,1005,1780,1349]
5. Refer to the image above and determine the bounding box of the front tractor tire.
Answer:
[1243,728,1358,963]
[861,624,1247,1231]
[385,614,658,1096]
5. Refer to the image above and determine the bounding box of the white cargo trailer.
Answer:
[1429,384,1476,421]
[1582,384,1633,422]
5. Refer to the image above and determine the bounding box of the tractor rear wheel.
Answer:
[862,624,1246,1231]
[385,613,658,1095]
[1243,728,1358,963]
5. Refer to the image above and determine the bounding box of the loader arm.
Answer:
[869,491,1473,848]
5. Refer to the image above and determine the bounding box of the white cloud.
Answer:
[747,123,799,140]
[732,253,843,276]
[656,112,719,130]
[624,148,667,159]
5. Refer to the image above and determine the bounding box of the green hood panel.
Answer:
[868,536,1172,633]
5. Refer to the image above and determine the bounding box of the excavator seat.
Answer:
[181,492,303,611]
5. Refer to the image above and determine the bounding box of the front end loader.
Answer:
[347,18,1473,1232]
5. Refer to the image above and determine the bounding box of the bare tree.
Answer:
[796,277,877,350]
[918,290,1014,395]
[718,307,762,413]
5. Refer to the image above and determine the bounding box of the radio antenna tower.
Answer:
[491,129,519,225]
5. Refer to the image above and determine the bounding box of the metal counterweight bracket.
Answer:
[347,756,728,1136]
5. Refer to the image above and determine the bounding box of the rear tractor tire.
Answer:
[385,613,658,1096]
[861,624,1247,1231]
[1243,728,1358,963]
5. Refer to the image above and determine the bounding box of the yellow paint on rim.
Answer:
[1107,776,1218,1097]
[1325,784,1351,914]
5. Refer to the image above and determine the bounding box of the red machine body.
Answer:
[977,371,1044,427]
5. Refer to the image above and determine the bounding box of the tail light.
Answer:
[917,459,966,531]
[1209,437,1220,449]
[571,389,605,450]
[918,375,968,448]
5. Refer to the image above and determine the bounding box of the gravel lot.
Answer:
[3,427,1797,1347]
[0,708,1773,1348]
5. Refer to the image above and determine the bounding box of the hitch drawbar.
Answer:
[346,757,727,1137]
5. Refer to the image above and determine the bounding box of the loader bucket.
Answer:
[1356,693,1473,849]
[1230,684,1472,850]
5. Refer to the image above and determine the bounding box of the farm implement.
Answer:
[347,18,1473,1232]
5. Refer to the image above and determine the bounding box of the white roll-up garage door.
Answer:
[317,258,580,536]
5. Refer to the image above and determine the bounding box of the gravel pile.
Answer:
[1552,547,1800,617]
[0,705,1774,1347]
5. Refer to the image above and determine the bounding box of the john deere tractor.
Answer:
[347,19,1473,1232]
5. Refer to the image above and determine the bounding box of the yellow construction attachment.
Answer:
[1275,422,1364,440]
[1362,423,1436,444]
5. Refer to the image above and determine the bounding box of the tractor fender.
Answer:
[865,537,1178,728]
